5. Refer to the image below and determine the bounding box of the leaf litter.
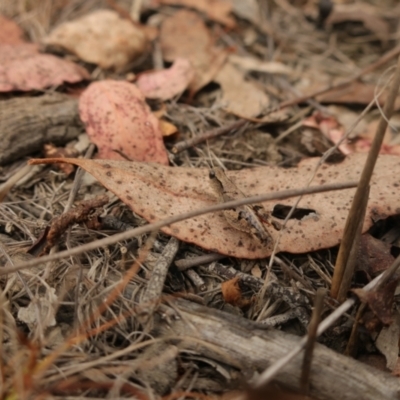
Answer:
[2,0,400,398]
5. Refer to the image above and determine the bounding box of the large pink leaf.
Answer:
[0,44,89,92]
[30,154,400,259]
[79,80,169,165]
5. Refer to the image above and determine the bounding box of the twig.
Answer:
[336,186,369,301]
[0,163,31,202]
[64,143,96,212]
[184,269,206,292]
[0,180,358,276]
[278,44,400,110]
[130,0,144,21]
[171,120,247,153]
[331,55,400,300]
[138,237,180,321]
[345,302,366,357]
[300,288,327,395]
[175,253,225,271]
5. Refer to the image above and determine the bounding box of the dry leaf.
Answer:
[43,10,148,71]
[159,119,178,136]
[251,264,262,278]
[79,80,169,165]
[153,0,236,27]
[308,108,400,156]
[30,154,400,259]
[353,277,399,326]
[136,58,194,100]
[221,277,243,306]
[17,288,58,331]
[353,119,400,155]
[0,14,25,45]
[357,234,394,277]
[229,0,261,26]
[307,81,400,110]
[43,144,79,176]
[215,62,270,118]
[326,5,390,43]
[160,9,227,93]
[302,112,352,155]
[0,44,89,92]
[376,313,400,371]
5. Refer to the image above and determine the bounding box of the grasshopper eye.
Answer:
[209,170,216,179]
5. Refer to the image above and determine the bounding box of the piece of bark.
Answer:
[153,298,400,400]
[0,93,81,165]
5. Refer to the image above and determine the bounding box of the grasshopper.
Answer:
[209,167,274,244]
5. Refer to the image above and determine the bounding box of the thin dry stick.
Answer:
[175,253,224,271]
[0,163,31,202]
[345,302,366,357]
[331,55,400,300]
[300,288,327,395]
[0,180,358,276]
[171,120,247,153]
[278,44,400,110]
[184,268,206,292]
[336,186,370,301]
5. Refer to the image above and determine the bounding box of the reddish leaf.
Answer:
[30,154,400,259]
[357,234,394,278]
[0,14,25,45]
[136,58,195,100]
[79,80,169,165]
[0,44,89,92]
[353,277,399,326]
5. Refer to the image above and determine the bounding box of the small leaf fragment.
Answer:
[136,58,194,100]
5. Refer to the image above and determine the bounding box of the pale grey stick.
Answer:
[138,237,180,319]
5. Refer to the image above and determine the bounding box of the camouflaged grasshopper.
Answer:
[208,166,274,245]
